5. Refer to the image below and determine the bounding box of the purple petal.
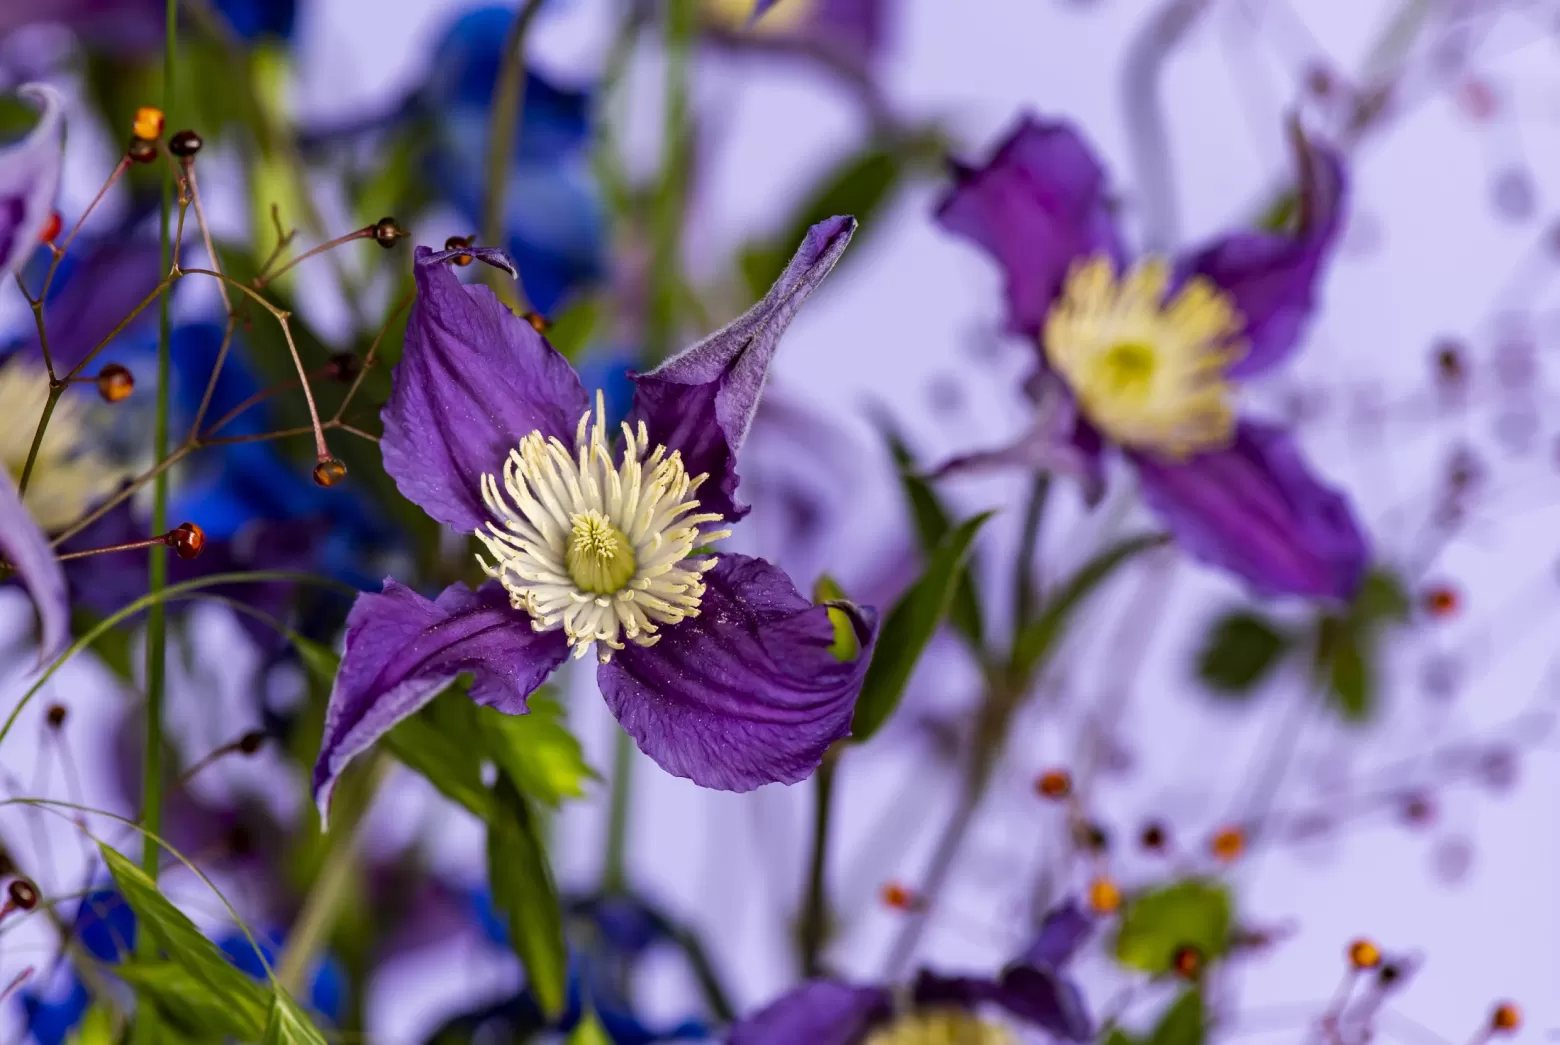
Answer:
[931,377,1106,505]
[0,471,68,663]
[806,0,887,65]
[17,239,164,373]
[420,245,517,277]
[1177,129,1348,378]
[596,553,877,791]
[626,216,856,521]
[312,579,567,819]
[381,245,587,533]
[1019,900,1093,969]
[1132,420,1369,601]
[935,115,1124,337]
[991,965,1093,1042]
[0,0,166,54]
[729,980,891,1045]
[0,84,64,283]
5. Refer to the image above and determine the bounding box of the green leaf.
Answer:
[116,961,264,1041]
[1150,990,1206,1045]
[567,1010,614,1045]
[879,422,985,651]
[1113,878,1233,975]
[479,693,596,807]
[1327,631,1373,723]
[546,295,606,362]
[1349,569,1411,631]
[487,774,569,1019]
[262,989,331,1045]
[851,511,995,743]
[1195,611,1292,696]
[68,1003,118,1045]
[813,574,861,662]
[101,847,272,1028]
[383,693,493,820]
[1010,534,1169,685]
[290,635,340,688]
[1106,1030,1141,1045]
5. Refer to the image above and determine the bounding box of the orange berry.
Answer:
[1210,825,1246,863]
[1173,944,1203,980]
[39,211,61,244]
[132,106,165,141]
[1087,876,1121,915]
[880,882,918,911]
[312,458,348,487]
[96,363,134,403]
[522,311,551,334]
[169,522,205,560]
[1491,1003,1521,1033]
[1348,938,1381,970]
[1035,769,1071,800]
[1423,585,1459,618]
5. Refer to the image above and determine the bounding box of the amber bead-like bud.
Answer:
[313,458,348,487]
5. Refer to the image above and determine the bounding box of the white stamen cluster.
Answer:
[477,393,732,662]
[0,358,123,530]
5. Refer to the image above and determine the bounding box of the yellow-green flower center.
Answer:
[565,510,638,594]
[1044,255,1245,460]
[0,358,123,530]
[702,0,814,32]
[863,1009,1016,1045]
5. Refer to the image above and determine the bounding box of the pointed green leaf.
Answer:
[1150,990,1206,1045]
[1349,569,1410,629]
[1196,611,1292,696]
[382,693,493,820]
[568,1010,614,1045]
[1010,534,1169,685]
[1327,631,1373,723]
[115,961,265,1040]
[68,1003,118,1045]
[479,693,596,807]
[487,774,568,1019]
[1106,1030,1141,1045]
[290,635,340,689]
[101,847,271,1027]
[851,511,995,743]
[813,575,861,662]
[262,989,331,1045]
[1113,878,1233,975]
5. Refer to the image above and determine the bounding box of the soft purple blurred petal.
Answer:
[626,216,855,521]
[1019,899,1093,969]
[0,471,67,662]
[935,115,1123,337]
[728,980,891,1045]
[312,579,567,819]
[0,0,165,53]
[17,240,164,373]
[0,84,64,283]
[1177,131,1348,379]
[1132,420,1369,601]
[420,245,517,277]
[931,378,1106,505]
[596,553,876,791]
[381,245,587,533]
[991,965,1093,1042]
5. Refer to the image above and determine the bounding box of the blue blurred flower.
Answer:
[0,0,300,53]
[218,929,347,1024]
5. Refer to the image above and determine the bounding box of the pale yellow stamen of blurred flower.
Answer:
[0,358,123,531]
[863,1009,1018,1045]
[1044,255,1246,460]
[702,0,815,34]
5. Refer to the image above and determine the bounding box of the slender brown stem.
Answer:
[186,316,238,440]
[182,159,231,315]
[200,363,329,439]
[53,533,174,562]
[39,157,133,307]
[256,226,376,289]
[62,277,179,382]
[48,447,192,548]
[255,203,297,282]
[333,291,413,422]
[335,423,379,444]
[198,425,315,447]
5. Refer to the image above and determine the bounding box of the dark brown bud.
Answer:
[1139,821,1167,852]
[1035,769,1071,800]
[237,730,266,755]
[97,363,134,403]
[313,457,348,487]
[444,235,473,266]
[1491,1003,1521,1033]
[325,352,360,383]
[127,136,158,165]
[1074,820,1110,853]
[1377,962,1403,988]
[1433,340,1466,385]
[168,129,203,158]
[1173,944,1203,980]
[374,216,404,248]
[522,311,551,334]
[45,704,66,729]
[7,878,39,911]
[169,522,205,560]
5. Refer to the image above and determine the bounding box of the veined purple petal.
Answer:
[935,115,1124,337]
[1132,420,1369,601]
[1178,128,1348,379]
[1019,899,1093,970]
[0,84,64,283]
[729,980,891,1045]
[312,579,567,820]
[991,965,1093,1042]
[0,471,67,662]
[597,553,876,791]
[626,216,856,522]
[381,245,587,533]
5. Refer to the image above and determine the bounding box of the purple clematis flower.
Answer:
[730,901,1093,1045]
[707,0,887,71]
[935,114,1368,602]
[0,83,68,660]
[312,217,877,817]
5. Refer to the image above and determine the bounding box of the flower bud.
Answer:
[45,704,66,729]
[6,878,38,911]
[169,522,205,560]
[168,129,203,157]
[313,458,348,487]
[97,363,134,403]
[1210,825,1245,863]
[1087,876,1121,915]
[1491,1003,1521,1033]
[40,212,61,244]
[374,217,404,248]
[1348,938,1381,970]
[1035,769,1071,800]
[133,106,165,141]
[127,137,158,165]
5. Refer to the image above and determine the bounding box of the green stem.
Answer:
[15,386,61,497]
[480,0,547,309]
[1012,472,1051,631]
[797,746,840,977]
[645,0,696,362]
[601,727,635,893]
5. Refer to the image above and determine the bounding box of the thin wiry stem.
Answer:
[334,291,413,422]
[39,157,133,308]
[62,277,178,382]
[186,316,239,440]
[255,203,298,281]
[14,387,61,497]
[182,158,231,315]
[257,225,377,289]
[479,0,548,308]
[49,448,192,548]
[200,363,330,439]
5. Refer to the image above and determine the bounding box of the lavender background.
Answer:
[3,0,1559,1041]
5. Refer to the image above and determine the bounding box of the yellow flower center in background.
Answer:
[0,358,123,531]
[863,1009,1017,1045]
[702,0,815,33]
[1044,255,1245,460]
[478,393,732,662]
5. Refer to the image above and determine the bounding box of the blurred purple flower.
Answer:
[707,0,889,72]
[935,114,1368,601]
[1,471,67,660]
[731,901,1093,1044]
[312,218,879,818]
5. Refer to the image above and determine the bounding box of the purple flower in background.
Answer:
[936,114,1369,601]
[312,217,878,817]
[730,901,1093,1045]
[0,83,68,660]
[704,0,888,70]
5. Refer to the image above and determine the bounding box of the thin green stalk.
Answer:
[15,387,61,497]
[480,0,547,309]
[644,0,696,361]
[136,8,177,1034]
[797,747,840,977]
[1012,473,1051,630]
[601,727,635,893]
